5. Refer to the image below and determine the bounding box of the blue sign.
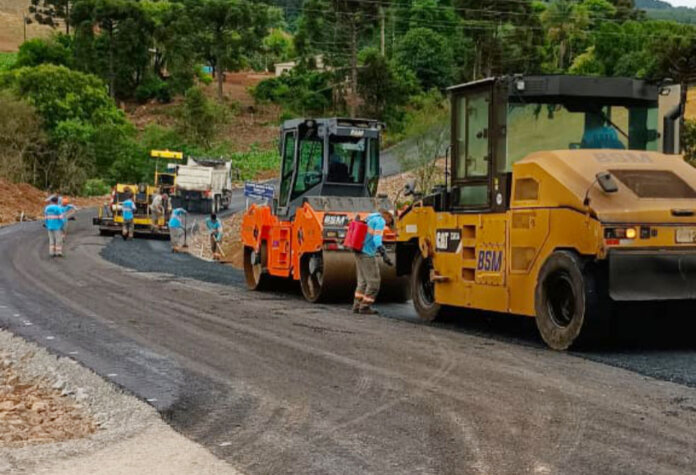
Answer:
[244,182,275,200]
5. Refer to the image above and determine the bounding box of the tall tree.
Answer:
[541,0,589,70]
[189,0,270,101]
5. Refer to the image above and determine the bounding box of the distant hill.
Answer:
[635,0,696,24]
[635,0,674,9]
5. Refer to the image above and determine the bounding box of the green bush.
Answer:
[252,69,332,115]
[15,37,73,69]
[5,65,126,130]
[82,178,112,196]
[135,76,172,104]
[0,53,16,71]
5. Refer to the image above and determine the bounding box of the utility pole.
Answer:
[23,14,28,42]
[379,6,385,56]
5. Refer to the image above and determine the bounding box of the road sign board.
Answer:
[244,182,275,201]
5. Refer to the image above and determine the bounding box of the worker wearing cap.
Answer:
[353,208,394,314]
[121,189,136,240]
[205,213,223,260]
[168,207,188,252]
[44,195,65,257]
[149,191,169,232]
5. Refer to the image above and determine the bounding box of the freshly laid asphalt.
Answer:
[1,213,696,474]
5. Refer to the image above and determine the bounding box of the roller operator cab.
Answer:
[396,75,691,350]
[241,118,410,303]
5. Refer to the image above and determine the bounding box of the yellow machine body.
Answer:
[398,150,696,317]
[394,75,692,348]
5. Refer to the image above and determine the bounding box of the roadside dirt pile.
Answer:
[0,354,95,446]
[0,179,46,224]
[189,213,244,268]
[0,178,107,226]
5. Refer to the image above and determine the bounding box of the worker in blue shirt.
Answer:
[205,213,223,260]
[121,188,137,240]
[168,207,188,252]
[353,208,394,314]
[44,195,65,257]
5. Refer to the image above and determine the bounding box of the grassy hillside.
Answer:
[0,0,52,52]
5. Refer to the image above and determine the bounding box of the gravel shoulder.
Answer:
[0,329,238,475]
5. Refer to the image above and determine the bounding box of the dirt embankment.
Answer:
[0,178,107,226]
[126,71,280,154]
[189,213,244,268]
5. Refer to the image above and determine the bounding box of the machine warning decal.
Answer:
[477,250,503,272]
[323,214,348,227]
[435,229,462,253]
[594,152,652,164]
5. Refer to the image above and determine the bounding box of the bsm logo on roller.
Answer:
[477,250,503,272]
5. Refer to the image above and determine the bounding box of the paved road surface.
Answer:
[1,215,696,474]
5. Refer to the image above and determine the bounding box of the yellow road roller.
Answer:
[395,75,691,349]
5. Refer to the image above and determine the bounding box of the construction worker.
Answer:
[121,188,136,240]
[168,207,188,252]
[44,195,65,257]
[149,191,168,232]
[353,208,394,314]
[205,213,223,260]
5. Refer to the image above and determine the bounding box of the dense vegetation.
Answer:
[0,0,695,193]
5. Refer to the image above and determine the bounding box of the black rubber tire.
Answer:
[244,244,269,290]
[411,254,442,322]
[534,250,609,350]
[300,252,325,303]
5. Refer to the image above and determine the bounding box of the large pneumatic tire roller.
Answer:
[299,250,410,303]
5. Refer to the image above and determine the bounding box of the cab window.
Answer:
[279,131,296,206]
[455,91,490,180]
[292,137,323,200]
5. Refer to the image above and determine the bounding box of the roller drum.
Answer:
[300,250,410,303]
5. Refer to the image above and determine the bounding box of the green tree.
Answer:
[189,0,270,101]
[394,27,453,90]
[0,93,47,185]
[15,37,73,68]
[541,0,589,70]
[357,48,417,122]
[684,119,696,163]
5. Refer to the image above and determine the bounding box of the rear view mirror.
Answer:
[597,172,618,193]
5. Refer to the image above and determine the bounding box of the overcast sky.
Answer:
[667,0,696,7]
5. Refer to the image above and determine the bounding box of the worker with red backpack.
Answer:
[345,208,394,314]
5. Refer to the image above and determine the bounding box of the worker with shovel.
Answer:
[205,213,224,260]
[168,207,188,252]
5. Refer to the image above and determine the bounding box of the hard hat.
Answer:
[62,197,71,205]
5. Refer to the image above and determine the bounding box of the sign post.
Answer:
[243,182,275,209]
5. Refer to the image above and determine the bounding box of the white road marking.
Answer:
[218,442,232,447]
[68,351,79,355]
[46,336,55,340]
[107,373,118,377]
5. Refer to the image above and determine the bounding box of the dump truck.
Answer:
[93,183,169,237]
[395,75,689,350]
[241,118,409,302]
[171,157,233,213]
